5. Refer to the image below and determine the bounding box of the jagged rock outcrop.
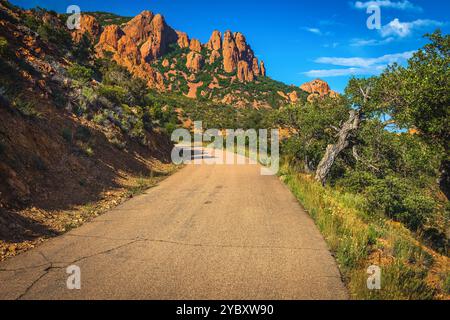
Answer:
[300,79,337,97]
[122,10,154,44]
[237,60,254,82]
[222,31,239,73]
[72,14,102,42]
[221,30,262,81]
[96,25,124,54]
[252,58,260,76]
[209,50,221,64]
[95,10,180,89]
[139,14,178,62]
[94,11,266,92]
[189,39,202,52]
[207,30,222,51]
[186,51,204,73]
[235,32,254,62]
[288,91,299,102]
[260,60,266,76]
[116,35,141,70]
[176,31,189,48]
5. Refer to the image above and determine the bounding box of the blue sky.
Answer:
[10,0,450,92]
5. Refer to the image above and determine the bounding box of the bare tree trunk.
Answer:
[315,110,361,185]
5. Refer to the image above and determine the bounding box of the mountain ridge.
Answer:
[74,10,336,108]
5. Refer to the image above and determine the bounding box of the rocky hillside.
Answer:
[0,1,179,259]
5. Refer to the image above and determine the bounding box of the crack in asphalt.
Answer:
[2,233,330,299]
[10,239,140,300]
[65,233,328,252]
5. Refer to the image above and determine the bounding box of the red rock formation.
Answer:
[115,35,141,70]
[260,60,266,76]
[95,25,124,54]
[234,32,254,62]
[72,14,102,42]
[207,30,222,51]
[186,51,204,73]
[222,31,239,73]
[237,60,254,82]
[122,10,154,44]
[139,14,178,63]
[252,57,260,76]
[300,79,337,97]
[288,91,298,102]
[189,39,202,52]
[176,31,189,48]
[209,50,221,64]
[94,11,266,91]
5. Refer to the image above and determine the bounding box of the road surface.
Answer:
[0,147,347,300]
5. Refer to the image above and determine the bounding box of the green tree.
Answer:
[376,31,450,197]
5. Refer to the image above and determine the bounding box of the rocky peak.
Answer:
[207,30,222,51]
[189,39,202,53]
[222,30,239,73]
[139,13,178,62]
[300,79,337,97]
[122,10,155,44]
[260,60,266,77]
[94,11,266,91]
[176,31,189,48]
[234,32,254,62]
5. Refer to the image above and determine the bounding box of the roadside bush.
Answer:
[365,175,437,230]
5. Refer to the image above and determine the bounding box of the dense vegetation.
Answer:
[274,32,449,249]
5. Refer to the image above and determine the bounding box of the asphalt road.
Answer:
[0,147,347,300]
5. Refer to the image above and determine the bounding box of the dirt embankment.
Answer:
[0,95,175,261]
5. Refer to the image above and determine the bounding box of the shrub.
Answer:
[365,176,437,230]
[61,127,72,143]
[36,23,71,48]
[0,37,8,57]
[98,85,126,105]
[74,126,91,142]
[13,97,41,118]
[68,64,94,83]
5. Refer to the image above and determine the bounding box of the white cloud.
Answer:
[315,51,415,67]
[352,0,422,11]
[303,27,322,35]
[304,66,386,77]
[304,51,415,77]
[350,37,395,47]
[323,42,340,48]
[381,18,445,38]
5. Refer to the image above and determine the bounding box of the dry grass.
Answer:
[280,162,449,300]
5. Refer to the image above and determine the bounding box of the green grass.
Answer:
[279,161,448,300]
